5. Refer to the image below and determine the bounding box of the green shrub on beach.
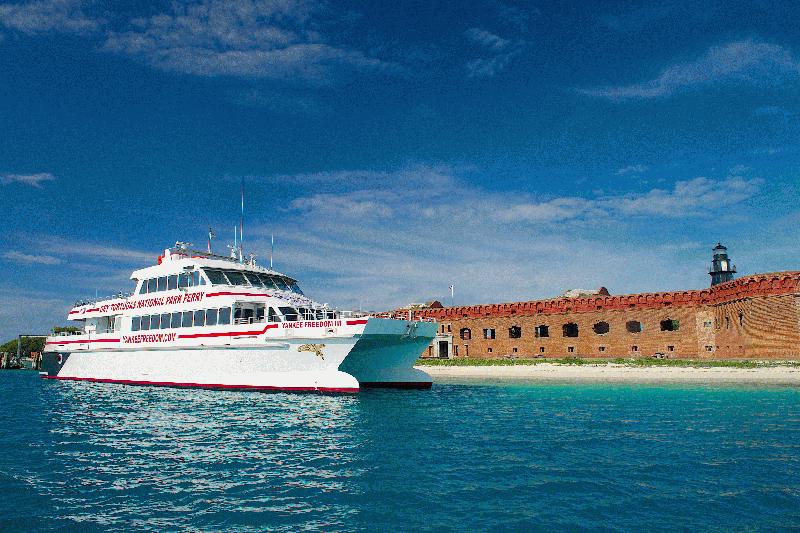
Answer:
[416,357,800,368]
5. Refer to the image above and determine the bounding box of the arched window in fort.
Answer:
[509,325,522,339]
[460,328,472,340]
[660,319,679,332]
[535,325,549,338]
[626,320,642,333]
[593,321,610,335]
[739,313,744,326]
[563,323,579,337]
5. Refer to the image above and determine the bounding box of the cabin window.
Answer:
[593,321,610,335]
[168,275,178,290]
[626,320,642,333]
[138,281,147,294]
[171,312,182,328]
[460,328,471,340]
[535,325,549,338]
[131,316,140,331]
[268,307,281,322]
[194,310,205,327]
[289,282,304,295]
[160,313,170,329]
[259,275,274,288]
[563,323,579,337]
[151,314,161,329]
[272,277,290,291]
[660,319,679,332]
[205,309,217,326]
[255,306,266,322]
[243,272,262,287]
[509,326,522,339]
[225,271,249,286]
[140,315,151,331]
[147,278,157,293]
[178,273,190,289]
[483,328,495,339]
[202,269,227,285]
[157,276,167,291]
[181,311,193,328]
[279,307,299,321]
[218,307,231,325]
[192,271,201,287]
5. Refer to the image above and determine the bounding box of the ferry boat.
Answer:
[41,244,436,393]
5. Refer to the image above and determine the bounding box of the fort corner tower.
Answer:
[709,242,736,286]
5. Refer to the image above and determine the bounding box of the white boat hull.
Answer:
[41,319,435,393]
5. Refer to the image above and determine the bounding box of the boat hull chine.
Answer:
[338,319,436,388]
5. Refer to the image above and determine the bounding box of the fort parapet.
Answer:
[402,272,800,360]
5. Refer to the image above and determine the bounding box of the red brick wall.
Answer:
[406,272,800,360]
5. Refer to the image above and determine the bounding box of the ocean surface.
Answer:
[1,372,799,532]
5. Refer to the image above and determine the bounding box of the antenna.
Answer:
[240,178,244,263]
[207,227,215,253]
[270,234,274,269]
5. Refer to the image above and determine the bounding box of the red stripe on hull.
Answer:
[359,381,432,389]
[206,292,272,298]
[178,323,279,339]
[346,319,368,325]
[40,375,358,394]
[45,338,120,346]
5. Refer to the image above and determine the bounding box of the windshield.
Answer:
[203,269,229,285]
[289,282,304,295]
[243,272,263,287]
[223,270,249,285]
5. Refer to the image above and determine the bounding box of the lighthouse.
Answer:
[709,242,736,286]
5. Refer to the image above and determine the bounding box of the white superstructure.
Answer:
[41,245,435,393]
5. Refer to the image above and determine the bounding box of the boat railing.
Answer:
[74,292,133,307]
[54,330,87,337]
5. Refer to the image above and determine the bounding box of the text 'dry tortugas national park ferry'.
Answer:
[41,244,436,393]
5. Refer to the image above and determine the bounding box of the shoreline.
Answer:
[417,363,800,386]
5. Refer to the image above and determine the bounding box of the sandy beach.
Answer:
[418,363,800,386]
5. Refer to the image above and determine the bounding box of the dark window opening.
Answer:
[598,346,606,352]
[483,328,496,339]
[725,317,730,329]
[535,325,549,338]
[593,321,610,335]
[508,325,522,339]
[460,328,471,340]
[563,323,579,337]
[631,345,638,352]
[487,347,493,353]
[738,313,744,326]
[626,320,642,333]
[660,319,679,332]
[512,347,518,353]
[567,346,575,353]
[539,347,545,353]
[667,345,674,351]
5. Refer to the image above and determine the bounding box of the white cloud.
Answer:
[243,164,764,312]
[0,0,102,35]
[0,172,55,187]
[0,288,74,340]
[602,176,762,217]
[102,0,398,82]
[581,40,800,99]
[463,26,524,78]
[465,28,510,51]
[616,164,648,176]
[2,251,61,265]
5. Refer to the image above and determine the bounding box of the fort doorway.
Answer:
[438,341,449,358]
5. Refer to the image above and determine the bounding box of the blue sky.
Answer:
[1,0,799,339]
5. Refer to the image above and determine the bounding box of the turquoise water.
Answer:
[1,372,799,531]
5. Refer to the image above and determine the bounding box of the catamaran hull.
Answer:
[41,319,436,393]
